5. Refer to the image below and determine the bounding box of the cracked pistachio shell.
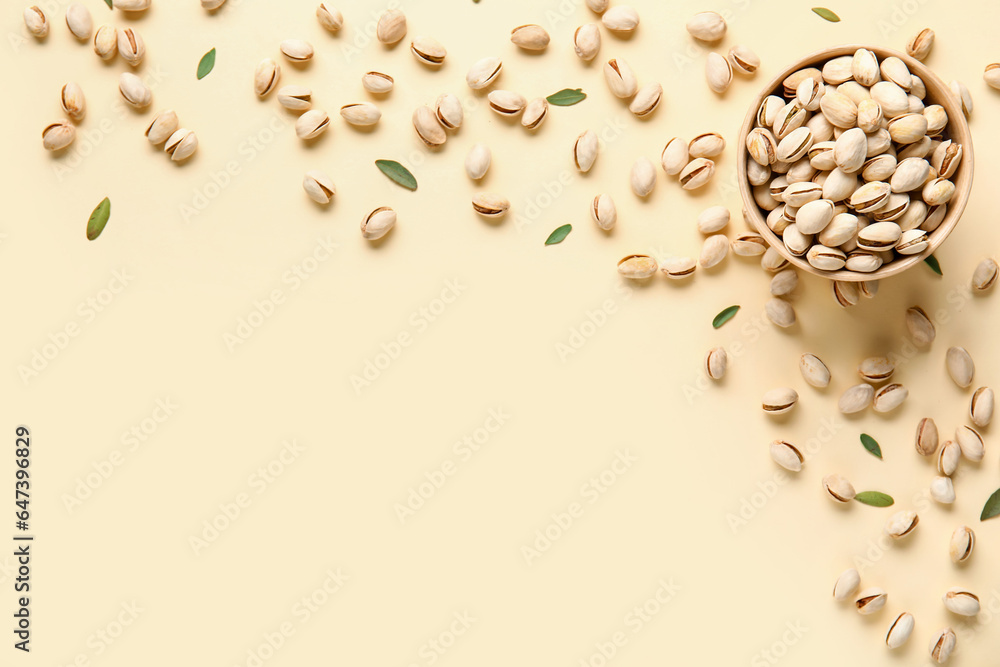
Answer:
[488,89,526,116]
[859,356,894,383]
[796,78,825,111]
[800,353,830,387]
[93,25,117,60]
[65,3,92,40]
[361,207,395,240]
[762,387,797,414]
[591,194,616,231]
[822,55,855,85]
[706,347,727,381]
[661,137,689,176]
[118,72,151,109]
[410,36,446,66]
[604,58,637,98]
[930,476,956,504]
[907,28,934,60]
[949,526,975,563]
[522,97,548,129]
[880,56,912,90]
[945,346,975,388]
[874,383,908,413]
[686,11,726,41]
[164,128,197,161]
[972,258,998,291]
[770,440,804,472]
[471,193,509,219]
[145,109,178,145]
[574,130,598,172]
[833,568,860,601]
[955,425,984,462]
[466,56,502,90]
[573,24,601,61]
[807,244,846,271]
[905,306,935,346]
[629,82,662,118]
[728,45,759,75]
[689,133,725,159]
[680,158,715,190]
[630,157,656,197]
[376,9,406,44]
[886,613,915,649]
[60,82,86,122]
[601,5,639,33]
[765,297,795,327]
[617,255,657,279]
[435,93,463,130]
[464,143,491,180]
[316,4,343,31]
[950,80,973,117]
[117,27,144,66]
[280,38,314,62]
[295,109,330,140]
[915,417,939,456]
[929,628,957,664]
[277,85,312,111]
[761,247,789,272]
[660,256,695,279]
[699,234,728,268]
[884,510,919,539]
[824,474,856,503]
[340,102,381,126]
[510,24,549,51]
[937,441,961,476]
[747,128,777,166]
[839,383,874,414]
[412,106,445,147]
[362,71,393,94]
[896,228,929,255]
[24,6,48,37]
[942,588,980,616]
[254,59,280,97]
[42,121,75,151]
[931,140,962,179]
[302,170,335,204]
[705,52,732,93]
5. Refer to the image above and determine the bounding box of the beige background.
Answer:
[3,0,1000,664]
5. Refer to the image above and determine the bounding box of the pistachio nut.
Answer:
[574,130,598,172]
[796,198,835,234]
[807,109,836,143]
[777,126,814,163]
[838,383,873,414]
[886,613,915,649]
[879,56,911,91]
[23,6,48,37]
[757,95,785,127]
[464,143,491,180]
[850,181,891,213]
[911,75,928,99]
[896,228,929,255]
[938,441,961,476]
[118,72,151,109]
[890,157,931,193]
[59,82,86,122]
[833,568,860,601]
[856,99,884,133]
[573,24,601,61]
[696,206,729,233]
[471,193,510,219]
[761,247,789,272]
[280,38,314,62]
[41,121,75,151]
[908,94,926,114]
[277,85,312,112]
[821,55,854,85]
[943,588,980,617]
[732,233,767,256]
[764,297,796,328]
[820,91,858,128]
[429,93,462,130]
[661,137,689,176]
[617,254,657,279]
[117,27,144,66]
[699,233,728,268]
[748,159,771,186]
[747,128,778,166]
[818,212,859,246]
[851,48,880,86]
[859,356,893,383]
[111,0,151,9]
[972,258,998,291]
[679,158,715,190]
[295,109,330,140]
[872,383,907,412]
[510,24,549,51]
[871,81,909,118]
[833,127,867,173]
[798,353,830,387]
[591,194,616,231]
[340,102,381,127]
[807,245,846,271]
[905,306,936,346]
[762,387,798,414]
[316,4,343,32]
[898,200,928,231]
[65,3,92,40]
[145,109,178,145]
[951,80,974,117]
[986,63,1000,90]
[93,24,117,60]
[412,106,445,147]
[488,90,527,117]
[362,71,393,94]
[915,417,939,456]
[770,440,804,472]
[410,36,446,66]
[706,347,727,381]
[885,510,919,539]
[794,78,824,112]
[521,97,548,129]
[786,158,817,184]
[921,204,948,232]
[661,256,697,279]
[945,346,975,388]
[833,280,861,307]
[164,128,197,162]
[361,207,396,240]
[604,58,637,98]
[887,113,929,145]
[254,58,280,97]
[929,627,957,664]
[859,280,880,298]
[302,170,335,204]
[949,526,975,564]
[907,28,934,60]
[821,168,858,203]
[628,82,662,118]
[784,181,823,207]
[782,223,811,256]
[870,193,909,222]
[931,140,962,179]
[686,10,726,41]
[585,0,608,12]
[845,250,883,273]
[376,9,406,44]
[824,473,857,503]
[601,5,639,33]
[728,45,759,75]
[705,52,732,93]
[930,476,956,504]
[955,425,985,462]
[630,157,656,197]
[466,56,502,90]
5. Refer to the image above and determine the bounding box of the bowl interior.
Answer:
[737,44,974,282]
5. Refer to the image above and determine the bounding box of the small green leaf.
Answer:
[924,254,943,275]
[860,434,882,459]
[546,88,587,106]
[375,160,417,191]
[712,305,740,329]
[812,7,841,22]
[104,0,112,8]
[197,48,216,80]
[86,197,111,241]
[855,491,894,507]
[545,224,572,246]
[982,488,1000,521]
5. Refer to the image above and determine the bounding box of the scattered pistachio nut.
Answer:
[464,143,491,180]
[574,130,598,172]
[630,157,656,197]
[471,193,509,219]
[410,36,446,66]
[697,206,730,234]
[65,3,92,40]
[886,612,914,649]
[488,90,527,116]
[905,306,936,346]
[839,383,874,414]
[117,27,145,67]
[824,473,856,503]
[972,258,998,291]
[617,254,657,279]
[591,194,616,231]
[280,38,314,62]
[915,418,939,456]
[942,588,980,617]
[604,58,637,98]
[277,85,312,112]
[770,440,804,472]
[985,63,1000,90]
[340,102,381,127]
[466,56,502,90]
[510,24,549,51]
[689,133,725,159]
[686,11,726,41]
[435,93,463,130]
[699,234,729,269]
[93,25,117,60]
[376,9,406,45]
[585,0,608,12]
[661,256,696,279]
[951,80,973,117]
[907,28,934,61]
[412,106,445,147]
[254,59,281,97]
[762,387,797,414]
[955,425,985,462]
[705,52,733,94]
[164,128,197,162]
[316,4,343,32]
[833,568,860,601]
[873,383,908,412]
[521,98,548,129]
[629,83,662,118]
[970,386,994,428]
[573,24,601,61]
[661,137,689,176]
[295,109,330,140]
[24,6,48,37]
[145,109,178,145]
[885,510,919,539]
[362,71,393,94]
[929,627,957,664]
[728,45,759,75]
[679,158,715,190]
[705,347,727,381]
[601,5,639,33]
[60,82,86,122]
[799,353,830,388]
[302,170,335,204]
[118,72,151,109]
[112,0,151,10]
[938,441,961,476]
[949,526,975,564]
[945,346,975,388]
[764,298,796,328]
[42,121,75,151]
[361,206,395,240]
[930,476,956,504]
[859,356,893,383]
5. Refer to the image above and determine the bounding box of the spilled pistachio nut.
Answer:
[824,473,856,503]
[884,510,919,539]
[362,71,393,94]
[316,4,343,32]
[764,298,795,328]
[164,128,197,161]
[859,356,893,383]
[799,353,830,388]
[591,194,616,231]
[945,346,975,388]
[661,256,696,279]
[679,158,715,190]
[728,45,759,75]
[573,24,601,61]
[661,137,689,176]
[340,102,381,127]
[112,0,152,9]
[770,269,799,296]
[410,36,446,66]
[585,0,608,12]
[949,526,975,564]
[697,206,730,234]
[762,387,797,415]
[929,627,956,664]
[886,612,914,649]
[985,63,1000,91]
[937,441,961,476]
[42,121,75,151]
[942,588,980,616]
[435,93,463,130]
[65,3,92,40]
[280,38,314,62]
[604,58,637,98]
[970,386,994,428]
[117,27,144,67]
[839,383,874,414]
[412,106,445,147]
[601,5,639,33]
[302,170,335,204]
[705,52,732,93]
[915,418,939,456]
[689,133,726,159]
[930,476,956,504]
[630,157,656,197]
[873,383,908,412]
[510,24,549,51]
[60,82,86,122]
[905,306,935,346]
[295,109,330,140]
[955,425,984,462]
[699,234,728,269]
[361,207,395,240]
[471,193,509,219]
[24,6,48,37]
[732,233,767,256]
[488,90,526,116]
[376,9,406,45]
[770,440,803,472]
[93,25,117,60]
[466,56,502,90]
[617,255,657,279]
[972,258,998,291]
[254,59,281,97]
[464,143,491,180]
[118,72,151,109]
[145,110,178,145]
[573,130,598,172]
[705,347,727,381]
[907,28,934,60]
[833,568,860,601]
[628,83,662,118]
[521,98,548,129]
[686,11,726,41]
[277,85,312,112]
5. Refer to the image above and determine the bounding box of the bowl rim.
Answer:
[736,44,975,282]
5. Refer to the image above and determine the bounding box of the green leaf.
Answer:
[545,224,572,246]
[375,160,417,191]
[104,0,112,8]
[712,305,740,329]
[860,434,882,459]
[924,254,943,275]
[855,491,894,507]
[86,197,111,241]
[982,488,1000,521]
[546,88,587,106]
[811,7,840,22]
[197,48,216,80]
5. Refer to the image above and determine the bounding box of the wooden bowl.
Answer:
[737,45,974,282]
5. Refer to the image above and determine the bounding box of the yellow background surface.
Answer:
[3,0,1000,664]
